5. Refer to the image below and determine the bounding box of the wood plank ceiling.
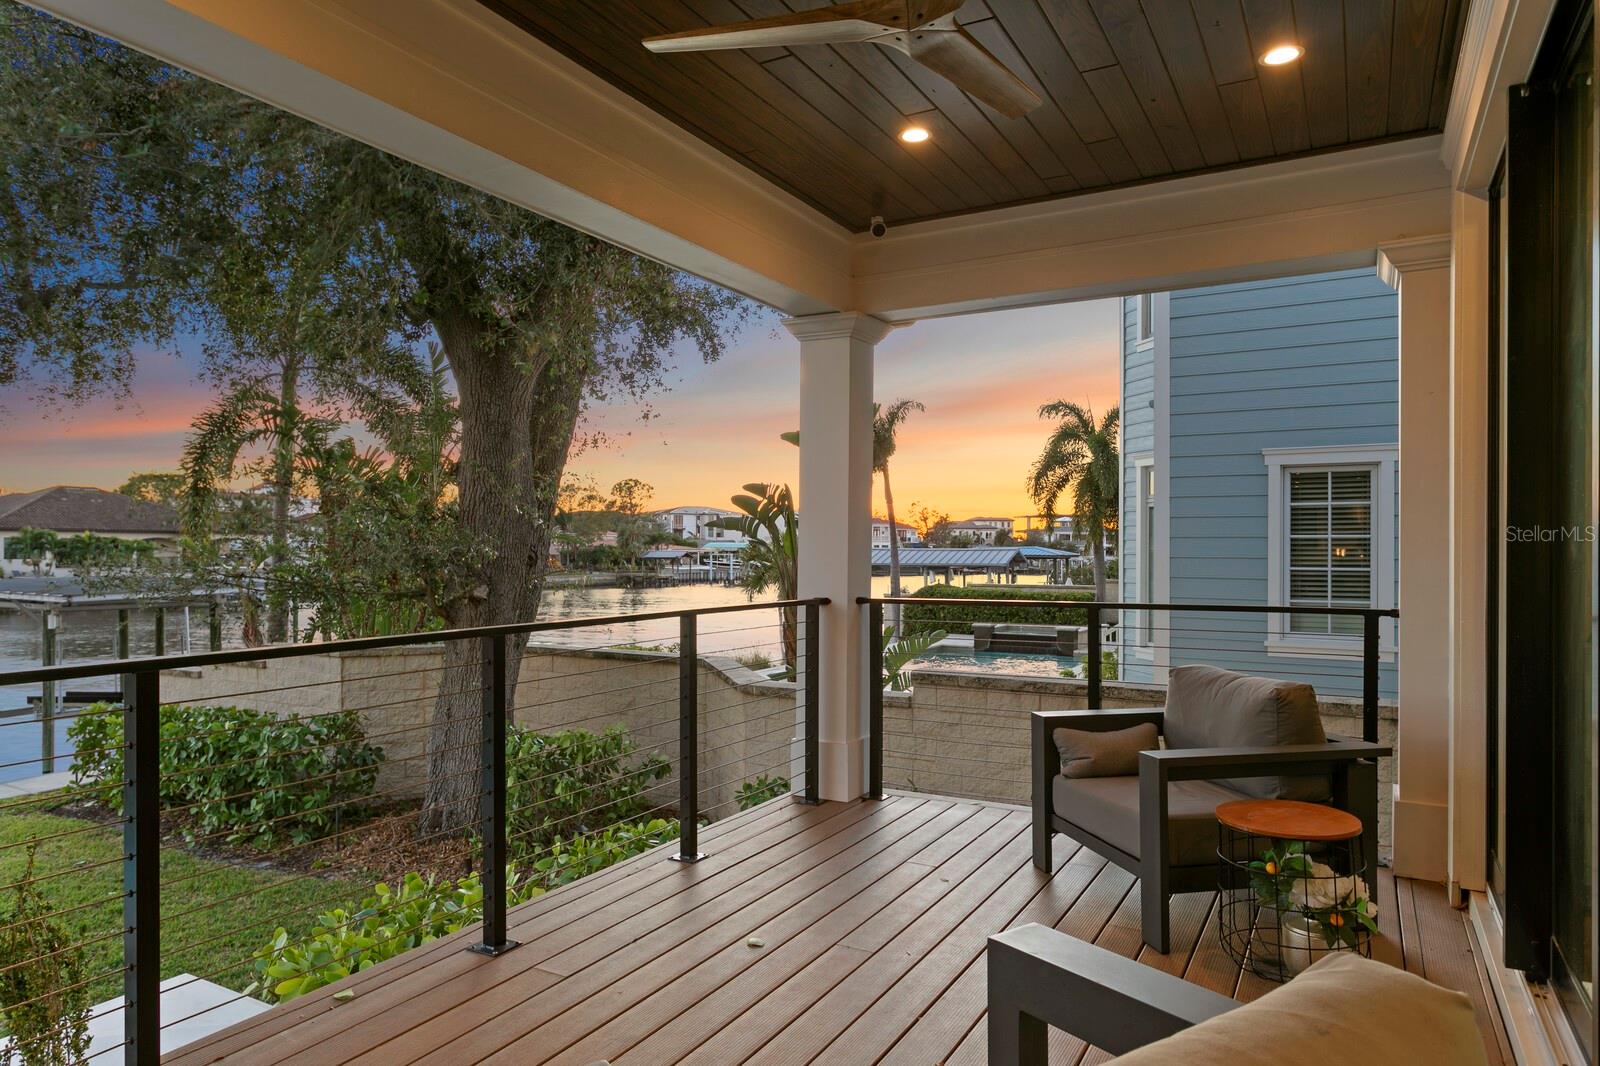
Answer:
[481,1,1466,231]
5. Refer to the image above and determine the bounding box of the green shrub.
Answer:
[735,775,790,809]
[0,845,91,1062]
[248,816,678,1005]
[246,867,544,1004]
[902,584,1093,636]
[67,702,383,847]
[505,725,670,857]
[530,818,679,887]
[1061,651,1119,681]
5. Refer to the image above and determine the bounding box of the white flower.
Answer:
[1291,861,1376,915]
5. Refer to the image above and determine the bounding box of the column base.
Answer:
[1391,784,1449,881]
[817,735,867,802]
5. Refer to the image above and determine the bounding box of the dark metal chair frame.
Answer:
[986,923,1238,1065]
[1030,707,1390,952]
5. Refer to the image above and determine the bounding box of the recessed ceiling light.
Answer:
[899,126,930,144]
[1260,44,1304,66]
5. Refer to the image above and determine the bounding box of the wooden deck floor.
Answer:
[167,795,1512,1065]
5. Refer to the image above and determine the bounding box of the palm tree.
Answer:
[179,375,338,644]
[713,482,799,668]
[1027,402,1119,600]
[873,399,923,635]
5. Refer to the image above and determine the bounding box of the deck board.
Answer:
[169,795,1507,1066]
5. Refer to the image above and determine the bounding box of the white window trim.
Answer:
[1263,444,1398,660]
[1130,456,1156,660]
[1134,294,1154,349]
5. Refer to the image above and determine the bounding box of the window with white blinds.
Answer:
[1287,467,1374,635]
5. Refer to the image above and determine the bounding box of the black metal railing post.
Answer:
[673,614,704,862]
[121,668,160,1066]
[40,611,57,774]
[1362,612,1381,744]
[1086,603,1102,710]
[867,599,885,800]
[471,634,517,956]
[801,600,820,804]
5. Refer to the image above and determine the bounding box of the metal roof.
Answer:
[696,540,749,551]
[869,547,1026,568]
[870,545,1076,568]
[639,549,690,560]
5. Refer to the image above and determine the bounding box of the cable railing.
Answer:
[859,595,1398,804]
[0,597,825,1065]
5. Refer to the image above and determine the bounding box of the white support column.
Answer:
[1447,193,1491,894]
[786,311,893,801]
[1379,235,1454,883]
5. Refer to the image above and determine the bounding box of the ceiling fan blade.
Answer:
[904,26,1042,118]
[643,1,907,53]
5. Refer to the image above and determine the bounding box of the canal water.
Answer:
[0,572,1063,783]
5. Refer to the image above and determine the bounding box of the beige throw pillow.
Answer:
[1112,953,1489,1065]
[1053,723,1159,779]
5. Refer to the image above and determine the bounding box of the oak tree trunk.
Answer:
[422,319,543,834]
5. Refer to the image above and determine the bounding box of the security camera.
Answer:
[869,216,888,238]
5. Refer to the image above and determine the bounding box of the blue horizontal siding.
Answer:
[1164,267,1398,699]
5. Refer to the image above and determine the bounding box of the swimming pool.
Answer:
[905,647,1082,679]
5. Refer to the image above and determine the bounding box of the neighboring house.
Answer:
[648,505,740,543]
[1118,271,1399,698]
[870,516,921,550]
[0,485,180,573]
[942,517,1014,545]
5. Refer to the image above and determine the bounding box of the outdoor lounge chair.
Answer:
[985,923,1489,1065]
[1031,665,1389,952]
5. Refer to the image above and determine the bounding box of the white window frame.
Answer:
[1263,444,1397,659]
[1131,456,1156,659]
[1135,294,1154,347]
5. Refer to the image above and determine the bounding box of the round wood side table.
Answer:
[1215,799,1373,982]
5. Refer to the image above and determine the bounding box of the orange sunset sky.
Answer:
[0,298,1120,522]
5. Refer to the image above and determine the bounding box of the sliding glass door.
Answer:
[1497,0,1596,1053]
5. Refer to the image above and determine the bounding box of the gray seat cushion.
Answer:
[1053,774,1249,867]
[1163,665,1330,801]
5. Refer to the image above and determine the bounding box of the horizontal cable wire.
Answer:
[159,658,482,706]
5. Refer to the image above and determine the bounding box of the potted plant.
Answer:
[1248,841,1379,975]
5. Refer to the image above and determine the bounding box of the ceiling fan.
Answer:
[642,1,1042,119]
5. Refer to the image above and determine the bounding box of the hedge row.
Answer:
[901,584,1094,636]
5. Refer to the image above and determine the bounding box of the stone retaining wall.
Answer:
[161,642,798,820]
[159,653,1396,853]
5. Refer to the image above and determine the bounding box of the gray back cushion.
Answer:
[1162,665,1329,801]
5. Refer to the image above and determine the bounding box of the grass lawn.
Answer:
[0,804,371,1006]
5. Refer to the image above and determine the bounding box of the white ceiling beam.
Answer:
[852,137,1455,321]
